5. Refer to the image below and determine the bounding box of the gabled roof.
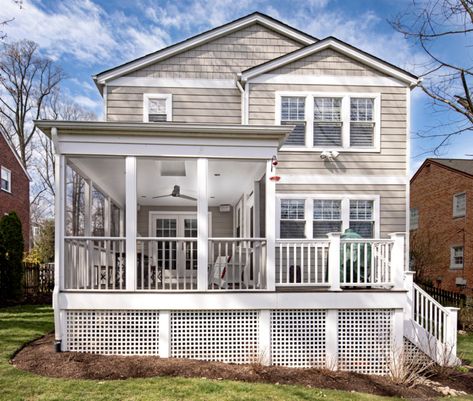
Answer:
[411,158,473,183]
[0,131,30,180]
[93,12,317,90]
[240,36,419,86]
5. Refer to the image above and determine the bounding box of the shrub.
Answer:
[0,212,24,302]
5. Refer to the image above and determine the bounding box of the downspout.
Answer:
[236,74,248,125]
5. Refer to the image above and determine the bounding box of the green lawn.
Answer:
[0,305,470,401]
[458,331,473,365]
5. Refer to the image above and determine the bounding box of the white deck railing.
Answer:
[64,237,126,290]
[208,238,267,290]
[137,238,198,291]
[276,240,330,286]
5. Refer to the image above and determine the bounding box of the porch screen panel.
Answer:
[349,200,374,238]
[281,97,306,146]
[313,97,342,147]
[280,199,305,238]
[313,199,342,237]
[350,98,374,147]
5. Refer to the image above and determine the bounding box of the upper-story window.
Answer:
[280,96,306,146]
[450,246,464,269]
[313,97,342,147]
[410,208,419,230]
[1,166,11,193]
[453,192,466,218]
[280,199,305,238]
[143,94,172,122]
[277,92,380,151]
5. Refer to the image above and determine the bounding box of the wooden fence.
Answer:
[23,263,54,297]
[417,281,467,308]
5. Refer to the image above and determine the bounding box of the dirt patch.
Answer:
[11,333,472,400]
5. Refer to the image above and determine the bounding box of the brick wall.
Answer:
[0,134,30,249]
[410,162,472,295]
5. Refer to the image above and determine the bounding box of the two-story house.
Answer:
[0,131,30,248]
[36,12,459,372]
[410,158,473,295]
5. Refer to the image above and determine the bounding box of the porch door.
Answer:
[153,214,197,277]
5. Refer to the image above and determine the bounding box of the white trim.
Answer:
[94,14,315,84]
[276,193,381,239]
[197,158,209,290]
[250,74,405,87]
[103,84,107,121]
[125,157,137,290]
[450,245,464,269]
[405,87,411,268]
[276,91,381,152]
[241,39,418,86]
[143,93,173,122]
[108,77,238,89]
[278,175,407,185]
[0,166,11,193]
[58,291,408,310]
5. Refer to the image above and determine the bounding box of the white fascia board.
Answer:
[58,290,407,310]
[277,175,408,185]
[250,73,405,87]
[108,77,237,89]
[242,40,418,86]
[94,15,315,84]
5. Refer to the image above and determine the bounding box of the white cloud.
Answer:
[1,0,170,64]
[74,95,101,111]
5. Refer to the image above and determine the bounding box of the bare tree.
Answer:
[0,40,63,167]
[0,1,23,40]
[390,0,473,154]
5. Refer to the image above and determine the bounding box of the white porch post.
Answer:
[389,233,405,290]
[445,307,459,365]
[259,310,271,365]
[392,308,405,358]
[327,232,341,291]
[83,179,92,289]
[53,151,65,348]
[404,271,415,321]
[325,309,338,370]
[197,158,208,291]
[265,160,276,291]
[125,157,137,291]
[159,310,171,358]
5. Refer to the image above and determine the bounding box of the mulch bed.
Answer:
[11,333,473,400]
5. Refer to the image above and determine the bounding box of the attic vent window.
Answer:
[143,94,172,122]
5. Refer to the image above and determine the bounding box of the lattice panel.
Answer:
[65,310,159,355]
[338,309,392,374]
[170,310,259,363]
[270,310,326,368]
[403,337,433,365]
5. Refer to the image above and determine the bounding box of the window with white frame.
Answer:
[453,192,466,218]
[350,98,375,147]
[313,97,342,147]
[1,167,11,192]
[280,199,306,238]
[143,94,172,122]
[410,208,419,230]
[450,246,464,269]
[349,200,374,238]
[313,199,342,237]
[280,96,306,146]
[277,92,380,150]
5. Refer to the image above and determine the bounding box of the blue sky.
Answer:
[2,0,472,174]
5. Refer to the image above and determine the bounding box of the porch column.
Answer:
[125,157,137,290]
[83,179,92,289]
[389,232,405,290]
[53,151,65,348]
[197,158,208,291]
[265,160,276,291]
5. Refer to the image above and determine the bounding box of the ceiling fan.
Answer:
[152,185,196,201]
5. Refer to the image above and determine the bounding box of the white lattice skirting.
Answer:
[64,308,396,373]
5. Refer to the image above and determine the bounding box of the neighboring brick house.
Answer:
[0,132,30,249]
[410,158,473,295]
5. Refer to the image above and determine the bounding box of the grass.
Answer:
[458,331,473,365]
[0,305,470,401]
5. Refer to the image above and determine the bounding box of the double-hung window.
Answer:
[453,192,466,218]
[350,98,375,147]
[349,200,374,238]
[280,199,305,238]
[143,94,172,122]
[313,199,342,237]
[0,167,11,192]
[280,96,306,146]
[410,208,419,230]
[313,97,342,147]
[450,246,464,269]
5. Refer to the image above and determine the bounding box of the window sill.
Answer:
[452,214,466,219]
[0,188,12,194]
[279,146,380,153]
[449,266,464,270]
